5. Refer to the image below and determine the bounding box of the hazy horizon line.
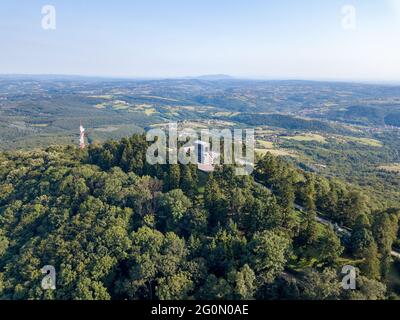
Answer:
[1,73,400,86]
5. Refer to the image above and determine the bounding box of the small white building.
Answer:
[194,140,209,164]
[194,140,217,172]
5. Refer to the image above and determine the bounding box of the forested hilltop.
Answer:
[0,135,399,300]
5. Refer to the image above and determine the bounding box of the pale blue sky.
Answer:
[1,0,400,81]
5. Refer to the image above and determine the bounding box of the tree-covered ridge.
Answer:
[0,135,398,300]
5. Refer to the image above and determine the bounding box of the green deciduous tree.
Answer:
[157,189,192,232]
[231,264,256,300]
[316,227,344,266]
[249,230,291,285]
[302,269,341,300]
[156,272,193,300]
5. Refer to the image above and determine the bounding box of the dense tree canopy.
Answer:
[0,135,398,300]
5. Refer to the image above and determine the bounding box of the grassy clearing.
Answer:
[257,140,274,149]
[112,104,130,110]
[149,123,169,128]
[255,148,296,158]
[144,108,158,116]
[181,106,196,111]
[183,122,208,129]
[269,149,297,157]
[256,138,297,158]
[255,129,277,135]
[255,149,269,155]
[140,95,181,103]
[215,121,236,127]
[31,124,49,127]
[94,126,120,133]
[89,95,113,100]
[167,111,180,117]
[284,133,326,143]
[214,111,241,117]
[340,136,383,147]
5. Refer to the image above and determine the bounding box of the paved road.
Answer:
[391,251,400,259]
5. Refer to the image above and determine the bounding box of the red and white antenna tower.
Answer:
[79,120,86,149]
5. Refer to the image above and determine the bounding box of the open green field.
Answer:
[284,133,326,143]
[338,136,383,147]
[255,148,297,158]
[285,133,326,143]
[257,140,275,149]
